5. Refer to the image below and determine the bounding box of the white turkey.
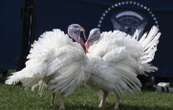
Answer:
[85,26,161,110]
[5,24,127,110]
[5,24,91,110]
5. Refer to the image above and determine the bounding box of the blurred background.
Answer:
[0,0,173,84]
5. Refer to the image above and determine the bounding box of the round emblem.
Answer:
[98,1,159,36]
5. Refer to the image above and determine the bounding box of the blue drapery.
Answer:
[0,0,173,77]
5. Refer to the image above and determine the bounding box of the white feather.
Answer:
[87,25,161,96]
[5,29,89,95]
[87,56,141,96]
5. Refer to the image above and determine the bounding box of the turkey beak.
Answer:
[85,41,89,52]
[80,26,87,41]
[80,26,85,32]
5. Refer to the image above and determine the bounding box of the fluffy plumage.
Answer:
[87,26,160,74]
[5,24,161,110]
[86,26,161,109]
[5,28,88,96]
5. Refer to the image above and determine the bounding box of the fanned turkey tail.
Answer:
[135,26,161,74]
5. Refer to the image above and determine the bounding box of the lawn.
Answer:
[0,84,173,110]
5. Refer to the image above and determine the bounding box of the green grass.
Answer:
[0,84,173,110]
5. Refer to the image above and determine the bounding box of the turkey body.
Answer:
[86,26,161,109]
[5,27,93,110]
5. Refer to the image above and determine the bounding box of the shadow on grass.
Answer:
[121,104,173,110]
[61,103,173,110]
[65,104,100,110]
